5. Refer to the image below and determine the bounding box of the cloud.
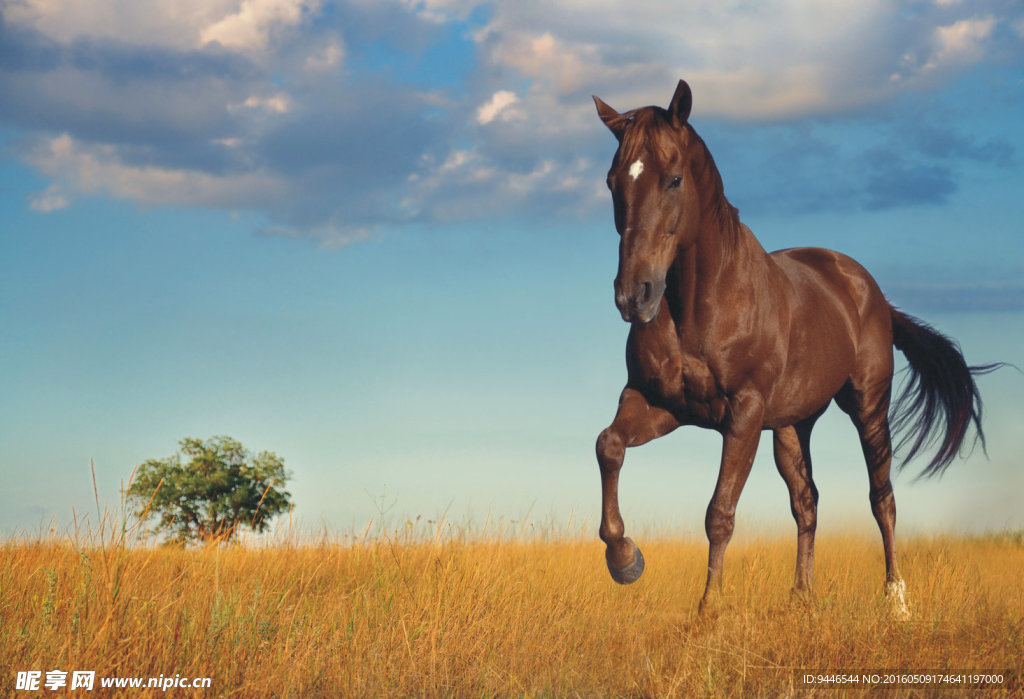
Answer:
[26,134,288,209]
[932,16,997,65]
[0,20,259,150]
[2,0,1022,243]
[398,0,480,24]
[475,90,520,125]
[5,0,322,54]
[28,183,71,213]
[391,0,1021,225]
[884,283,1024,312]
[200,0,320,52]
[234,93,295,114]
[487,31,593,96]
[258,220,371,249]
[1,2,455,241]
[891,15,998,83]
[3,0,236,50]
[863,153,958,210]
[405,145,597,222]
[304,36,344,71]
[469,2,1021,122]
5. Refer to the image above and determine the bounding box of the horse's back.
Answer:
[769,246,891,329]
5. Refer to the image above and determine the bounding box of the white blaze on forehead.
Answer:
[628,159,644,180]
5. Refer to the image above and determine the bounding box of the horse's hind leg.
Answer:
[596,388,679,584]
[772,413,822,594]
[836,379,909,617]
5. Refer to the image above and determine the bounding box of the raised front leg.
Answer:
[700,393,764,612]
[596,388,680,584]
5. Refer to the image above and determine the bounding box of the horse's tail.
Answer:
[889,308,1000,479]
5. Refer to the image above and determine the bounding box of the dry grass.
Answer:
[2,519,1022,697]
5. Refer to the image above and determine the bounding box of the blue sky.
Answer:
[2,0,1022,540]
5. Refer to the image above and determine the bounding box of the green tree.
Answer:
[127,436,292,544]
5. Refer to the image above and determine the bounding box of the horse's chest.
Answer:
[628,332,727,424]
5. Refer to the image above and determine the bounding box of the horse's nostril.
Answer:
[639,281,653,305]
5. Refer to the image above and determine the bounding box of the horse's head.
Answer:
[594,80,698,324]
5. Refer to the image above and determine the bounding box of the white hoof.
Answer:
[885,579,911,620]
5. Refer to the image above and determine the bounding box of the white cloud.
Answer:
[199,0,319,52]
[438,149,474,172]
[234,92,295,114]
[28,183,71,213]
[261,220,371,248]
[929,16,997,68]
[5,0,323,55]
[489,32,592,95]
[476,90,520,125]
[396,0,479,23]
[28,134,287,209]
[305,37,345,71]
[470,1,1010,121]
[891,16,997,85]
[3,0,236,50]
[407,143,598,221]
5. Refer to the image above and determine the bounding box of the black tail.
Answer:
[889,309,1001,479]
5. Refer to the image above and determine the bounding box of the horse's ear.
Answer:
[594,95,625,140]
[669,80,692,125]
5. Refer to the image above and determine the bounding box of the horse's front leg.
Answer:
[596,387,680,584]
[700,393,764,612]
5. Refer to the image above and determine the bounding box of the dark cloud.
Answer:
[259,86,441,178]
[0,14,258,143]
[885,283,1024,312]
[692,78,1018,218]
[699,120,856,215]
[862,148,958,210]
[910,124,1014,166]
[0,13,62,70]
[66,37,258,84]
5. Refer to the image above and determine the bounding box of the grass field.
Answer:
[3,518,1022,697]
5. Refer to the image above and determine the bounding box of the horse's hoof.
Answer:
[789,586,813,604]
[697,591,721,617]
[606,538,645,584]
[885,579,911,620]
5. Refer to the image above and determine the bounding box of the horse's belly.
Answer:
[763,342,855,427]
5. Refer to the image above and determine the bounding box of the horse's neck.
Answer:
[672,208,770,324]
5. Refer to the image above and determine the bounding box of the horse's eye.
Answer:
[668,175,682,190]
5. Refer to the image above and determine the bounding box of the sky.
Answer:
[2,0,1023,542]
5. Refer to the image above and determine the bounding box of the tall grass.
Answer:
[2,513,1022,696]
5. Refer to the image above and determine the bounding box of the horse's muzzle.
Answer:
[615,278,666,324]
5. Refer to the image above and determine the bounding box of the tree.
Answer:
[127,436,292,544]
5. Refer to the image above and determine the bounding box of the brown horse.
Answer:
[592,80,995,613]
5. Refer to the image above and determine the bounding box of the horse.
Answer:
[592,79,996,614]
